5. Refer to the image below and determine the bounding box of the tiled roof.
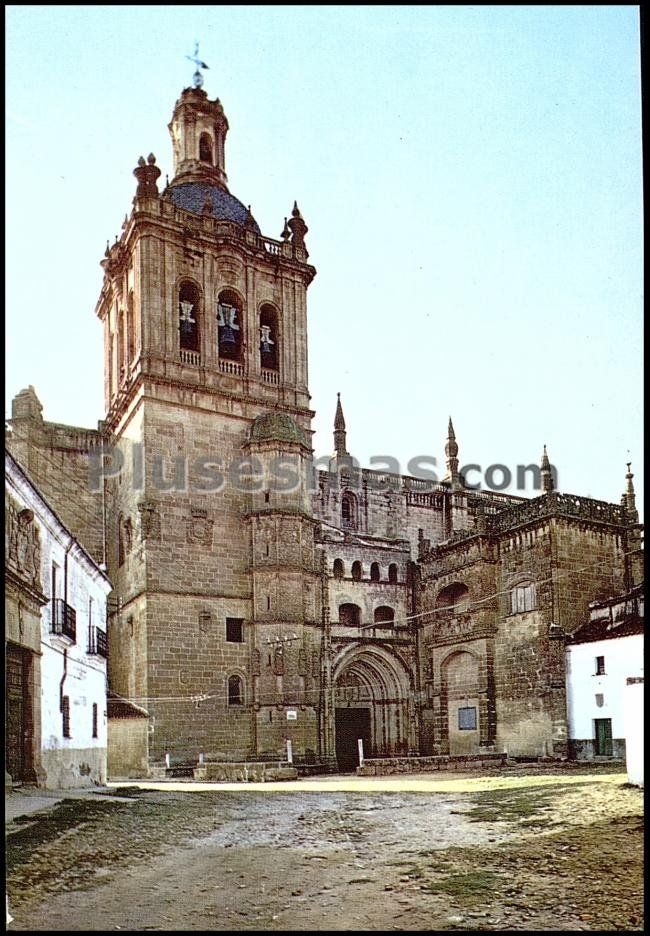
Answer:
[107,691,149,720]
[569,609,644,645]
[166,182,260,232]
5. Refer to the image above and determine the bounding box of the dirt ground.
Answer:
[5,766,644,931]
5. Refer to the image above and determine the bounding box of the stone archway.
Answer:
[440,649,481,756]
[331,645,414,769]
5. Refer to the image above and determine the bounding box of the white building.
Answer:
[5,452,112,788]
[566,586,644,760]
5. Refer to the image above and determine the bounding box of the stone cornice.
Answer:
[5,566,48,607]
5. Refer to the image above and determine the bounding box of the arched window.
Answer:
[370,562,380,582]
[217,289,243,361]
[436,582,470,613]
[351,561,362,582]
[127,291,135,362]
[199,132,213,164]
[511,582,537,614]
[179,281,200,352]
[374,606,395,625]
[260,304,279,371]
[339,603,361,627]
[333,558,344,579]
[341,492,357,530]
[118,308,126,375]
[117,514,125,567]
[388,563,398,584]
[123,518,132,555]
[228,674,243,706]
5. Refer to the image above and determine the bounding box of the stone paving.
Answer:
[5,768,644,931]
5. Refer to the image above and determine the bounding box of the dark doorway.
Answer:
[6,645,27,782]
[335,708,371,772]
[594,718,613,757]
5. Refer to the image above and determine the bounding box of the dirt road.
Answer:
[6,768,643,931]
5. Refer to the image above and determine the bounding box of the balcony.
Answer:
[180,349,201,366]
[51,599,76,642]
[261,369,280,385]
[88,625,108,658]
[219,359,244,376]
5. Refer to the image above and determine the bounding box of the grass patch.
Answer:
[420,870,501,900]
[464,781,592,825]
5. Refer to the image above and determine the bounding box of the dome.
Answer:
[249,412,309,447]
[167,182,261,232]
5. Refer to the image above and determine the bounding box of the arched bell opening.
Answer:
[217,288,243,361]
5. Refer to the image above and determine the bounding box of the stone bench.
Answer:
[193,761,298,782]
[356,753,507,776]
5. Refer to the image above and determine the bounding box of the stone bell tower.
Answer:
[95,77,320,767]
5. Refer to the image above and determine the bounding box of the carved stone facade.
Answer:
[6,84,643,771]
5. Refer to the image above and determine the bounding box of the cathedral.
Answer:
[7,78,643,774]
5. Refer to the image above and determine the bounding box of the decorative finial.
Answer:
[624,461,638,523]
[287,201,308,253]
[541,444,555,493]
[444,417,460,488]
[244,205,256,230]
[334,394,348,457]
[133,152,162,198]
[281,217,291,241]
[445,417,459,458]
[186,42,209,89]
[443,416,461,491]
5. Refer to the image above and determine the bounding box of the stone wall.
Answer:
[108,716,150,778]
[7,388,105,564]
[357,753,507,775]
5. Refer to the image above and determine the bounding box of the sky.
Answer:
[5,5,643,516]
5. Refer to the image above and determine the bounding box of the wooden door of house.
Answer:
[594,718,613,757]
[6,645,27,782]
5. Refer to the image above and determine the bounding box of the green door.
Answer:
[594,718,613,757]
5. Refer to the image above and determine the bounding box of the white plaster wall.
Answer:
[7,456,112,787]
[623,679,644,786]
[566,635,644,740]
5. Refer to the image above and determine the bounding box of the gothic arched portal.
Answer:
[331,645,415,770]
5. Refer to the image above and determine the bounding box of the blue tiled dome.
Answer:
[167,182,260,233]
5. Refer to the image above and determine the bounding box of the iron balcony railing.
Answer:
[88,625,108,658]
[51,599,76,642]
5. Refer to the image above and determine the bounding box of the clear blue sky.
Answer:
[6,5,643,515]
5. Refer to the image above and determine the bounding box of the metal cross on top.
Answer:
[186,42,209,89]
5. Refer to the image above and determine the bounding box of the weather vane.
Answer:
[186,42,209,89]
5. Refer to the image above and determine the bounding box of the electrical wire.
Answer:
[106,547,644,708]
